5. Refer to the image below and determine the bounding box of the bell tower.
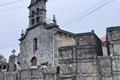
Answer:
[28,0,47,27]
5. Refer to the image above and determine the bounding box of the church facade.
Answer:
[0,0,120,80]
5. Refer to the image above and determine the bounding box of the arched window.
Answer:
[31,57,37,66]
[33,38,37,51]
[32,11,35,17]
[36,8,39,12]
[31,19,35,25]
[36,17,39,23]
[36,8,40,15]
[0,65,2,69]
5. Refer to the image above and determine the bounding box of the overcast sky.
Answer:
[0,0,120,59]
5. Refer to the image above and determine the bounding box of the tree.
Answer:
[0,53,6,64]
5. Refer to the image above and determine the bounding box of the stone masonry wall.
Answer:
[0,72,3,80]
[3,67,57,80]
[76,32,103,56]
[55,33,75,48]
[107,26,120,80]
[59,45,98,80]
[19,24,56,69]
[107,26,120,56]
[54,32,76,65]
[58,45,113,80]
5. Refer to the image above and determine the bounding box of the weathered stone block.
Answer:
[77,62,97,76]
[60,63,76,74]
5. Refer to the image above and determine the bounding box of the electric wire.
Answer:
[62,0,115,28]
[0,6,27,12]
[0,0,24,7]
[61,0,106,26]
[0,1,25,50]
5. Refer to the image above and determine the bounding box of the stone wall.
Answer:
[19,68,43,80]
[55,33,75,48]
[0,67,57,80]
[106,26,120,80]
[53,31,76,65]
[102,46,108,56]
[0,44,115,80]
[98,56,113,80]
[111,56,120,80]
[58,45,98,80]
[58,45,116,80]
[76,33,96,46]
[19,24,56,69]
[107,26,120,56]
[3,72,17,80]
[76,32,103,56]
[0,72,3,80]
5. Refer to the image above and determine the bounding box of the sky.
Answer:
[0,0,120,60]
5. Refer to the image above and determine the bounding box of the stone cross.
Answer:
[11,49,16,55]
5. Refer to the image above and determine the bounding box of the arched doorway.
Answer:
[31,57,37,66]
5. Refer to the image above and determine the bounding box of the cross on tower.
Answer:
[11,49,16,55]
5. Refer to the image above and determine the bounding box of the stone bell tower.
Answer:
[28,0,47,27]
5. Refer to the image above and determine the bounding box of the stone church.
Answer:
[0,0,120,80]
